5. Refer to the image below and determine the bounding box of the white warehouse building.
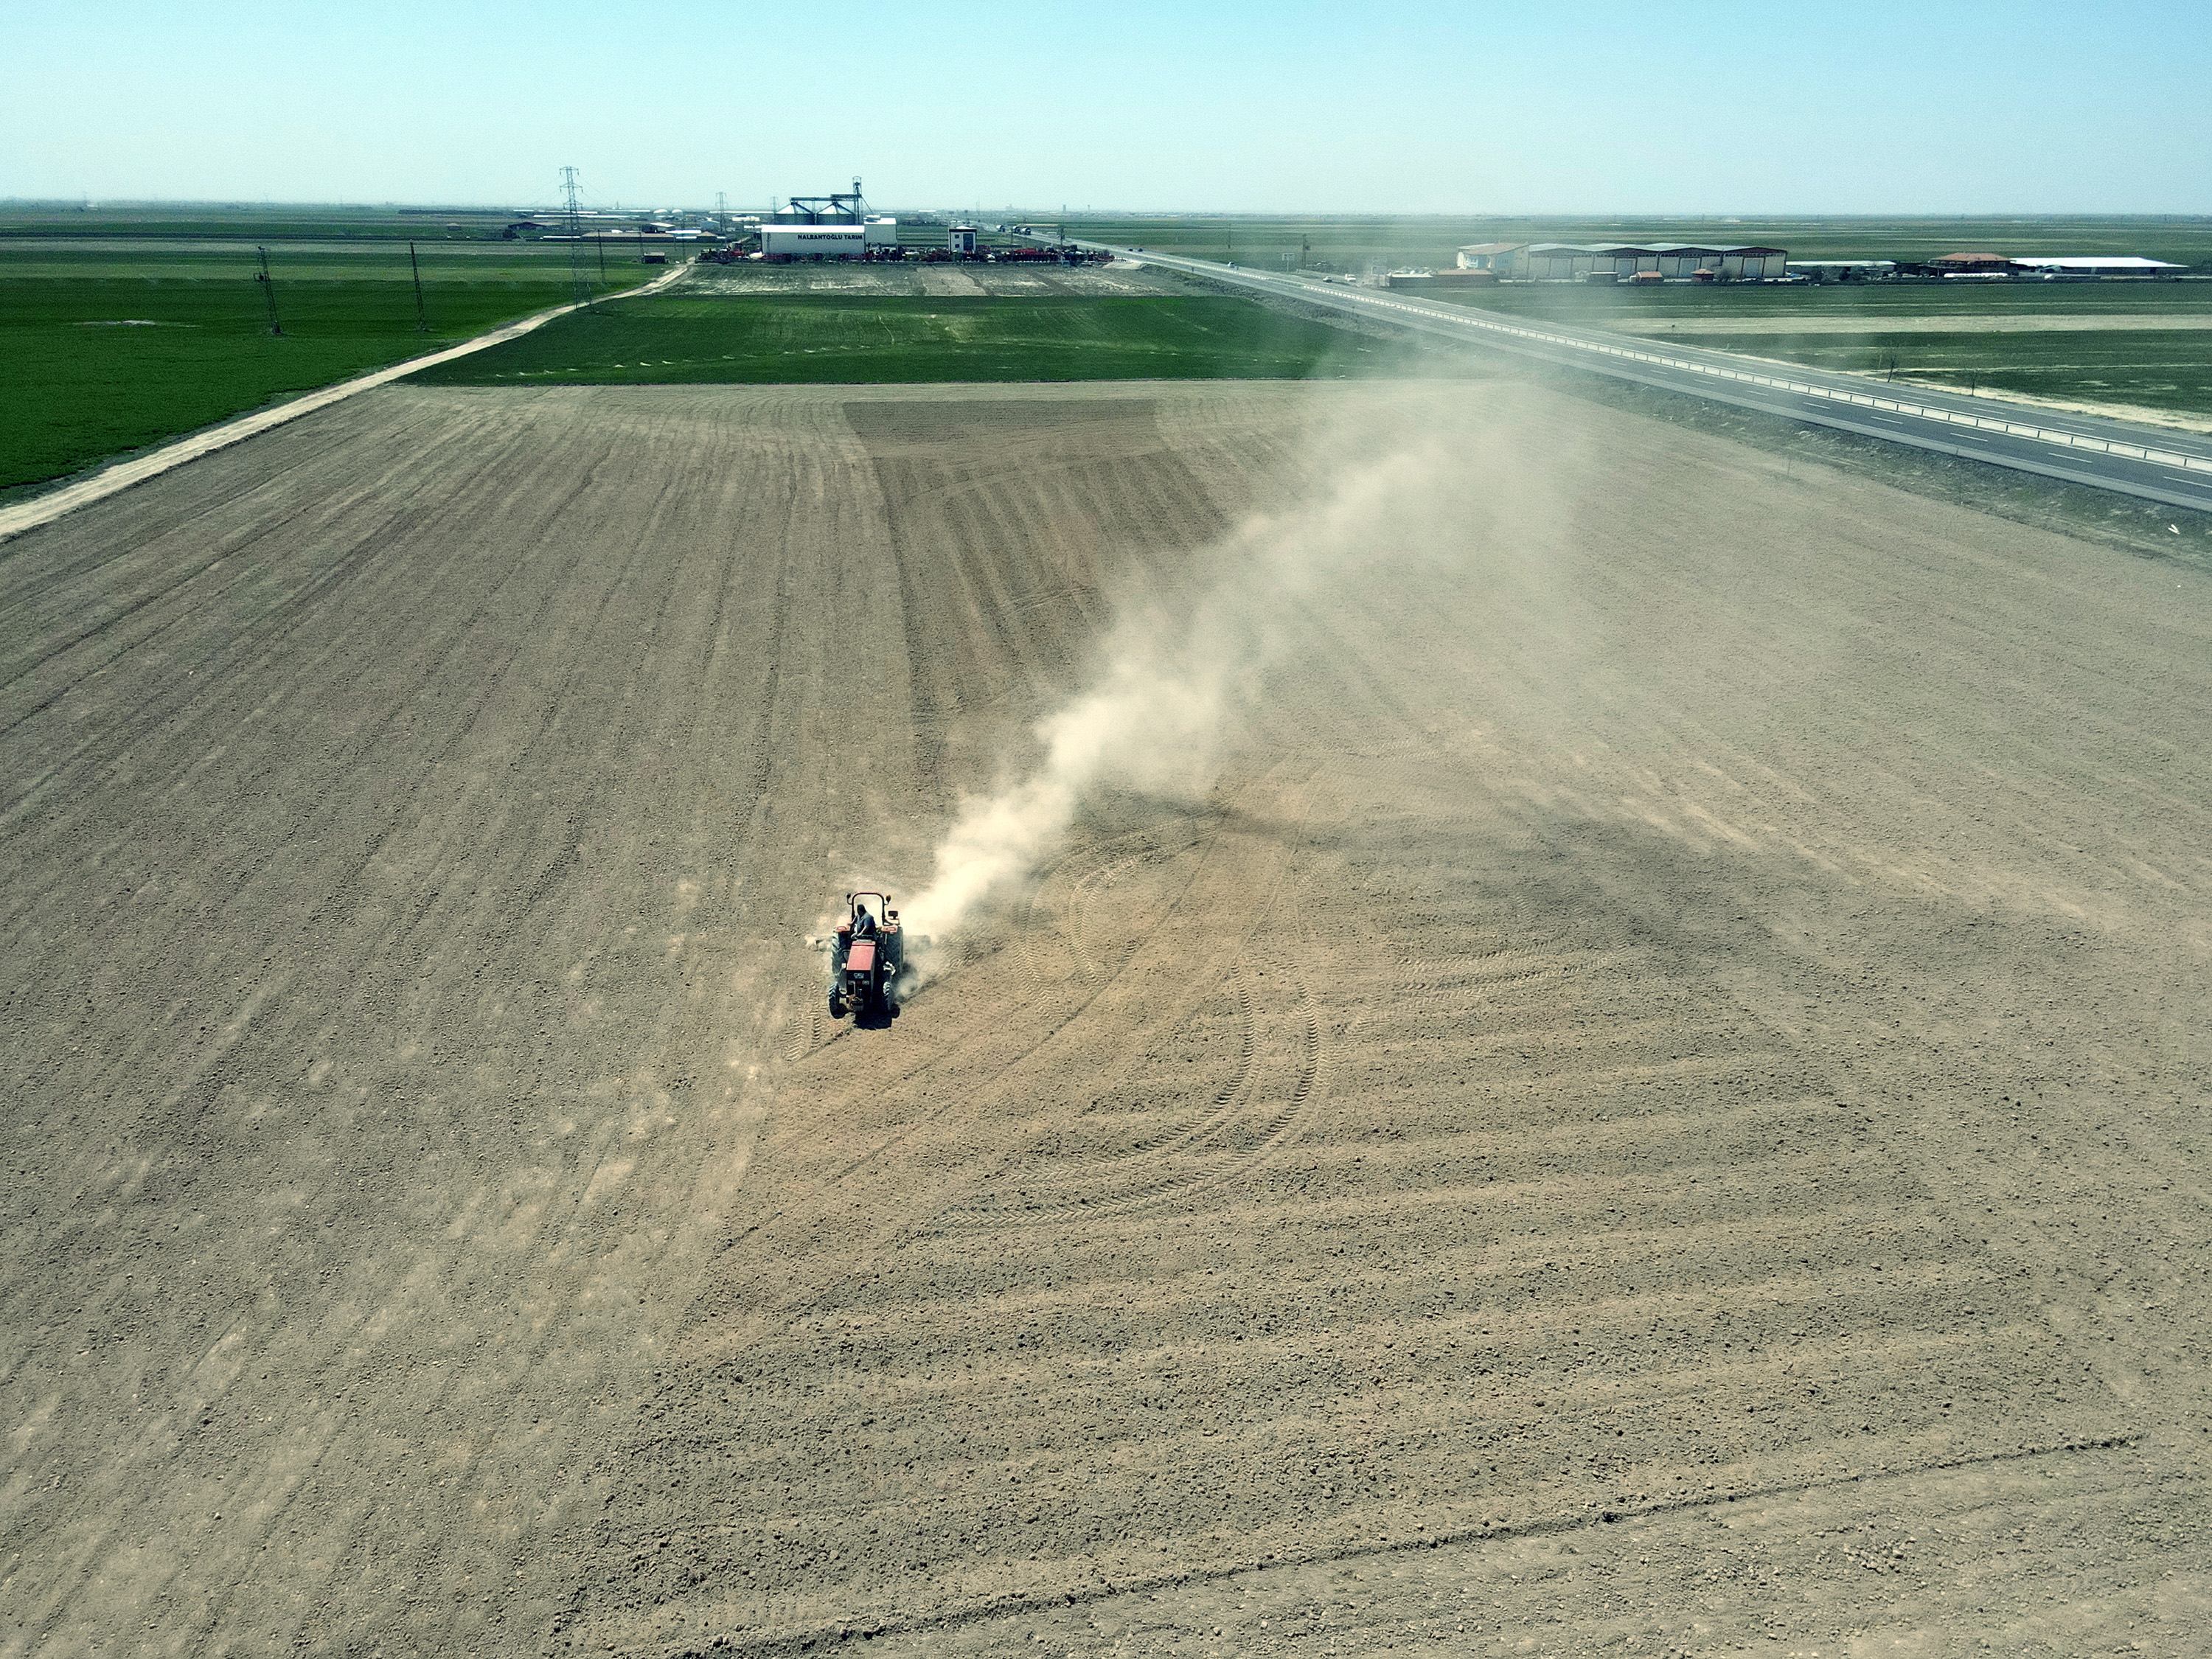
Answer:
[757,218,897,258]
[759,224,868,257]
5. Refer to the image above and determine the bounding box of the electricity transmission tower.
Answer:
[560,166,592,305]
[254,246,284,335]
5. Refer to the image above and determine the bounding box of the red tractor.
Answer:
[830,892,903,1021]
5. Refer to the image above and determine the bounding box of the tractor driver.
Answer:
[852,903,877,939]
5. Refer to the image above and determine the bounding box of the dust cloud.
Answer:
[899,431,1469,948]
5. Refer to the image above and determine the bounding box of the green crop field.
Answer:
[1655,329,2212,416]
[0,240,648,502]
[408,293,1404,386]
[1419,280,2212,417]
[0,202,531,242]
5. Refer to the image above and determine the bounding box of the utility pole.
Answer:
[408,240,428,332]
[560,165,592,305]
[254,246,284,335]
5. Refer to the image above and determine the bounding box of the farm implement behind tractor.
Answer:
[830,892,903,1022]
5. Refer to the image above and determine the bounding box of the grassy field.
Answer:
[1428,281,2212,323]
[409,292,1398,386]
[1058,213,2212,276]
[0,241,648,501]
[1422,279,2212,417]
[0,203,529,241]
[1686,330,2212,416]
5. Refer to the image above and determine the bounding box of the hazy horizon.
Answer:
[10,200,2212,222]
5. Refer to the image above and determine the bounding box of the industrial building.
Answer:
[1787,260,1899,283]
[1927,251,2017,274]
[1452,243,1524,274]
[755,218,895,257]
[757,223,870,257]
[2015,255,2185,276]
[1935,253,2185,278]
[1456,241,1787,280]
[757,178,899,257]
[771,181,869,223]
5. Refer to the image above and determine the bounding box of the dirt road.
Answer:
[0,264,695,549]
[2,379,2204,1656]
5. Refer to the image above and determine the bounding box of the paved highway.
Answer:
[1077,243,2212,515]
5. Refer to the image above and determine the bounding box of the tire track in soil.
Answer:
[554,400,1290,1651]
[302,392,874,1652]
[694,799,1239,1301]
[844,398,1228,815]
[0,398,469,705]
[249,406,804,1652]
[938,771,1329,1229]
[605,699,2138,1657]
[0,403,615,818]
[1,386,872,1658]
[9,382,2197,1659]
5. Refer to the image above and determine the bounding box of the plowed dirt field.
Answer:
[3,380,2205,1658]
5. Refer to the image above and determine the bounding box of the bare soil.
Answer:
[1,379,2205,1658]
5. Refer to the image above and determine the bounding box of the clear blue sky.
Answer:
[10,0,2208,212]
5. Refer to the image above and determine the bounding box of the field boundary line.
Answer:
[0,262,691,546]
